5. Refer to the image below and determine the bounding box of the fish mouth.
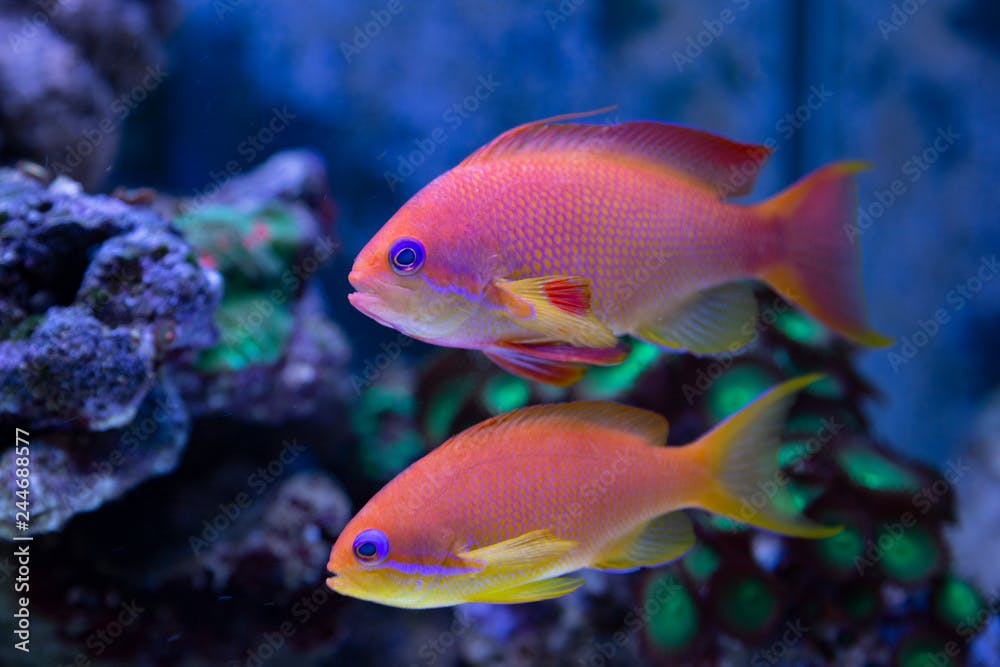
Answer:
[348,290,404,331]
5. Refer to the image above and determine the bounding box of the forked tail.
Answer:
[753,162,891,346]
[687,374,841,539]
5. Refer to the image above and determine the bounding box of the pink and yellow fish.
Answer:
[326,375,838,608]
[349,110,890,385]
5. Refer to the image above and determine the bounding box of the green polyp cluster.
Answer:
[781,480,824,515]
[424,376,475,443]
[815,517,865,574]
[353,385,423,479]
[682,543,720,584]
[778,438,814,467]
[803,374,843,399]
[705,364,775,422]
[879,524,940,583]
[579,340,660,398]
[896,632,957,667]
[175,204,305,372]
[644,574,699,654]
[175,204,301,282]
[714,574,778,637]
[933,576,986,633]
[482,373,531,414]
[836,446,923,493]
[774,308,827,346]
[195,294,294,371]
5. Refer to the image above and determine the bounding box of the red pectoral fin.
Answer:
[484,347,588,386]
[490,276,618,348]
[541,277,591,315]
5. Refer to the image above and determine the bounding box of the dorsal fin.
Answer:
[445,401,669,449]
[459,109,772,197]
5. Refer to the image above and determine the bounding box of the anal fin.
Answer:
[592,512,695,572]
[636,282,758,354]
[465,576,584,604]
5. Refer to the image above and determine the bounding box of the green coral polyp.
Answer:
[837,447,922,492]
[644,574,699,653]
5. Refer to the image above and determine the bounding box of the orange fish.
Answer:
[326,375,838,608]
[348,110,890,385]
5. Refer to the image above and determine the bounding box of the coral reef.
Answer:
[0,164,220,535]
[0,151,358,665]
[0,0,177,189]
[170,150,351,422]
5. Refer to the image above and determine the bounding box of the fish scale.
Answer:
[348,112,889,385]
[327,377,840,608]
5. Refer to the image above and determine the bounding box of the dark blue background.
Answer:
[116,0,1000,465]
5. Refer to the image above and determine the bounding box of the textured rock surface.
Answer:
[0,165,221,534]
[0,0,177,189]
[0,166,222,431]
[0,379,189,538]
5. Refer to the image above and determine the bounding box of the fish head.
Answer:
[326,504,477,609]
[348,186,499,345]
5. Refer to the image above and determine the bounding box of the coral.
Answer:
[171,151,351,423]
[186,471,352,593]
[0,164,221,534]
[0,379,189,539]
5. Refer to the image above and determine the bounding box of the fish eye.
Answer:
[388,238,425,276]
[352,528,389,565]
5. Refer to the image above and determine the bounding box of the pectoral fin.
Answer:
[465,576,584,604]
[492,276,618,348]
[637,282,758,354]
[592,512,695,572]
[458,529,578,572]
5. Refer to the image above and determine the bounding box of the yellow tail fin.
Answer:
[690,374,841,539]
[754,162,892,347]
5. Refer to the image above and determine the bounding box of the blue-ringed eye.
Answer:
[352,529,389,565]
[389,238,425,275]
